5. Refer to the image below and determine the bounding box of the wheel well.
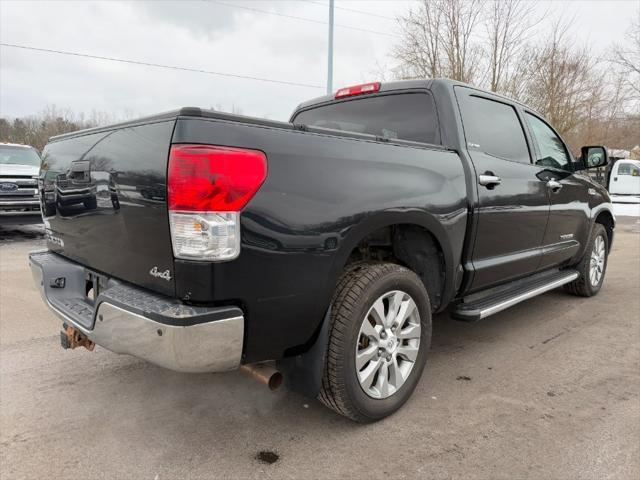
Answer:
[594,211,614,251]
[343,224,446,310]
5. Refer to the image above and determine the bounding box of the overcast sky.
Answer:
[0,0,637,122]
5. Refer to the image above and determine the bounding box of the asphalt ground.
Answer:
[1,218,639,479]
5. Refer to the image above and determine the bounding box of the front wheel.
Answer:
[318,262,432,422]
[565,223,609,297]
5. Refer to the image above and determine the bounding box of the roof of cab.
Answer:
[292,78,531,116]
[295,79,437,112]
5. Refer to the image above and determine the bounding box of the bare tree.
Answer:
[612,13,640,97]
[393,0,444,79]
[484,0,539,92]
[515,20,603,136]
[441,0,485,83]
[392,3,629,148]
[0,106,117,151]
[565,70,640,152]
[394,0,484,83]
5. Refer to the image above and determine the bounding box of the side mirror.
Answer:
[581,145,608,169]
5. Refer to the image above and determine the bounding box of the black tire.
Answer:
[564,223,609,297]
[318,262,432,423]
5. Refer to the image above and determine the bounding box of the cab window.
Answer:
[293,93,440,144]
[525,113,571,171]
[458,95,530,164]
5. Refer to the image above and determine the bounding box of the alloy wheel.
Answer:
[589,234,606,287]
[355,290,421,399]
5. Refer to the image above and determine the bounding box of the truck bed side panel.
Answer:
[172,117,468,362]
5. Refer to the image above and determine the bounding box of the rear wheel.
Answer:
[565,223,609,297]
[318,262,431,422]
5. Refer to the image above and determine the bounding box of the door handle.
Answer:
[478,174,502,189]
[547,179,563,192]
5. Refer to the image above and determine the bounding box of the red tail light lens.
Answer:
[335,82,381,99]
[168,144,267,212]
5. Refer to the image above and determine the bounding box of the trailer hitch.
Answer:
[60,323,95,351]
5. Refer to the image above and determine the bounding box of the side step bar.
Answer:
[451,270,579,321]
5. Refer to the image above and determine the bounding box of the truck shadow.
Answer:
[37,289,580,461]
[0,224,44,243]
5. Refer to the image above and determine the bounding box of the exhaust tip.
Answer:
[268,371,283,391]
[240,363,283,391]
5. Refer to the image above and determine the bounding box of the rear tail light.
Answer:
[335,82,381,99]
[167,144,267,261]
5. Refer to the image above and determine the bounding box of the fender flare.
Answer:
[591,202,616,250]
[326,209,458,308]
[591,202,615,224]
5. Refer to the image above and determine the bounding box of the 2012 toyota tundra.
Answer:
[29,79,615,422]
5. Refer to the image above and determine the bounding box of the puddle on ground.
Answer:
[256,450,279,465]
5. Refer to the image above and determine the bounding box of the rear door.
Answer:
[455,87,550,291]
[523,112,590,269]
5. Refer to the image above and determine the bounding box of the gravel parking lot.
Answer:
[1,219,639,479]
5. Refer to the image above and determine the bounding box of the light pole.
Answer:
[327,0,334,94]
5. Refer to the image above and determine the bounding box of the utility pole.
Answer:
[327,0,334,94]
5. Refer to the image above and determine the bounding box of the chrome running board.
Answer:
[452,270,579,321]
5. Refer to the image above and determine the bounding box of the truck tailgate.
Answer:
[40,120,176,296]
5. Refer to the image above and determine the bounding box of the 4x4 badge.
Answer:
[149,266,172,281]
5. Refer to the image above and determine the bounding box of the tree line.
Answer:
[0,106,119,152]
[390,0,639,153]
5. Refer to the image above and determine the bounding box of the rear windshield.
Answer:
[293,92,439,144]
[0,146,41,166]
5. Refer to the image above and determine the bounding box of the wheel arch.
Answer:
[327,211,457,312]
[592,205,615,252]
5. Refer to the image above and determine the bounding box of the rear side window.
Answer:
[292,93,439,144]
[524,113,571,171]
[458,95,530,163]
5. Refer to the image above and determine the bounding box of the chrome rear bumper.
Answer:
[29,250,244,373]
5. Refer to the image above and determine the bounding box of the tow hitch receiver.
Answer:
[60,323,95,351]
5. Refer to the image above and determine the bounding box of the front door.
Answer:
[523,112,590,269]
[455,88,550,292]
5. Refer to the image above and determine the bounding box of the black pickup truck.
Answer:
[30,79,614,422]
